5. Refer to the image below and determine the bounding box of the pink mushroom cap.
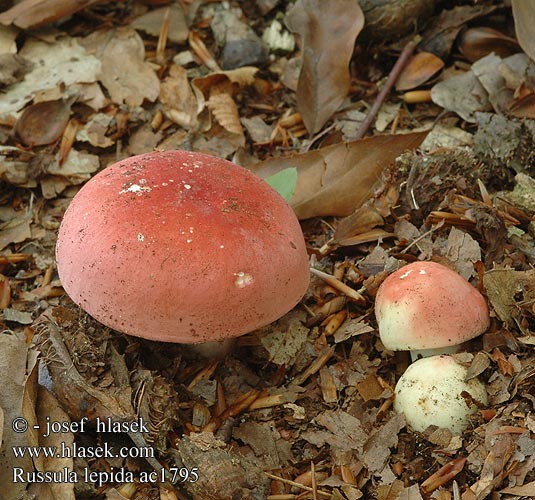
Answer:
[375,261,490,351]
[56,150,310,343]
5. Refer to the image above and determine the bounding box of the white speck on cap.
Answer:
[137,233,145,242]
[234,272,254,288]
[399,269,413,279]
[119,184,152,195]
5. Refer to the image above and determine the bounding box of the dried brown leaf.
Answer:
[512,0,535,61]
[159,65,198,129]
[458,27,520,63]
[431,70,491,122]
[444,226,481,280]
[131,3,189,44]
[286,0,364,133]
[334,205,384,244]
[28,387,75,499]
[419,4,500,59]
[0,215,32,251]
[0,0,105,29]
[500,480,535,496]
[15,99,71,147]
[192,66,259,100]
[396,52,444,91]
[484,267,535,327]
[207,93,244,137]
[82,27,159,107]
[0,335,39,499]
[253,132,428,219]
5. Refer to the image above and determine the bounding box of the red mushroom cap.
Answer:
[375,261,489,350]
[56,150,309,343]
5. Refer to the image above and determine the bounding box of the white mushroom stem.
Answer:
[187,338,237,359]
[409,344,463,361]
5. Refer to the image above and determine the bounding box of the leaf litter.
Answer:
[1,1,535,500]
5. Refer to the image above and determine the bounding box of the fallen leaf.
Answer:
[0,37,101,116]
[76,112,114,148]
[28,387,75,499]
[0,335,39,499]
[81,27,159,107]
[159,65,199,129]
[265,167,298,201]
[484,267,535,326]
[396,52,444,91]
[252,132,428,219]
[258,310,309,367]
[512,0,535,61]
[362,413,405,473]
[131,3,189,44]
[445,226,481,279]
[206,92,244,137]
[458,27,520,63]
[334,205,384,245]
[0,215,32,251]
[419,4,500,59]
[285,0,364,133]
[431,69,491,122]
[500,480,535,496]
[240,116,274,144]
[15,99,72,147]
[0,0,105,29]
[192,67,259,97]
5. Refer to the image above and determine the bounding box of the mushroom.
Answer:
[374,261,489,359]
[56,150,310,355]
[394,355,488,434]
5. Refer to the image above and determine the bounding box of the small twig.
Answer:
[400,219,445,254]
[265,472,331,498]
[156,7,170,64]
[421,456,466,493]
[310,267,365,303]
[290,345,335,387]
[311,461,318,500]
[355,35,421,139]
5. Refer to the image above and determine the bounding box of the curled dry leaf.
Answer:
[458,27,520,63]
[82,27,160,107]
[159,65,199,129]
[0,0,106,29]
[0,335,39,499]
[431,69,491,122]
[191,66,258,117]
[419,4,500,59]
[206,93,244,137]
[285,0,364,134]
[483,267,535,329]
[512,0,535,62]
[252,131,428,219]
[15,99,72,147]
[396,52,444,91]
[192,66,258,99]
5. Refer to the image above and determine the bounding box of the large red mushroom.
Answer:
[56,150,309,347]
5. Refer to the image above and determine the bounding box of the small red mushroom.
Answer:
[375,261,489,358]
[56,150,310,349]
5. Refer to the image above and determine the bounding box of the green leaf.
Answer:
[265,167,297,201]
